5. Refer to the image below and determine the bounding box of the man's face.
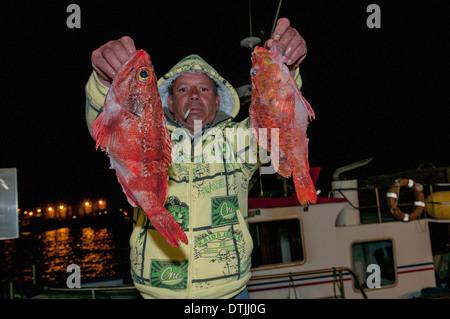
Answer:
[168,72,220,133]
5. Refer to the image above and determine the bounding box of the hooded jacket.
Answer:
[85,52,302,299]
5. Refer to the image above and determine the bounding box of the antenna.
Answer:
[270,0,283,36]
[240,0,261,49]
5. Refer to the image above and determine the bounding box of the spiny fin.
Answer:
[92,112,106,149]
[161,112,173,168]
[92,110,123,151]
[296,90,315,120]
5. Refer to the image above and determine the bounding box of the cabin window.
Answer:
[352,240,396,289]
[249,218,304,268]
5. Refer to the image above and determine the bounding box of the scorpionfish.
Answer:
[92,50,188,246]
[250,42,317,205]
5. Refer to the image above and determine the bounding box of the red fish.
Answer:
[250,42,317,205]
[92,50,188,246]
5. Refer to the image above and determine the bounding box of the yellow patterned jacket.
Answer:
[85,53,301,298]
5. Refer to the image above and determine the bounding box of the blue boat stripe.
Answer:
[397,262,434,269]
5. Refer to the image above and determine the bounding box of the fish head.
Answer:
[250,41,290,97]
[111,50,159,118]
[251,45,277,83]
[250,43,289,101]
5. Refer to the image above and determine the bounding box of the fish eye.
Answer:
[251,68,257,76]
[138,67,152,83]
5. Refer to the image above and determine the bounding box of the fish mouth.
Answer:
[122,50,147,68]
[134,50,149,62]
[131,49,146,59]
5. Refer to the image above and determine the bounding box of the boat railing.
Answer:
[7,245,133,299]
[50,267,368,299]
[250,266,368,299]
[329,186,384,221]
[328,183,450,223]
[48,285,138,299]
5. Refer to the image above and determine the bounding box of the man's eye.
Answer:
[200,88,208,92]
[179,88,186,92]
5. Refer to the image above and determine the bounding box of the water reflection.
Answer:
[39,227,120,281]
[40,228,73,280]
[0,226,130,298]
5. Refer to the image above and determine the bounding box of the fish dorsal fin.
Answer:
[295,89,315,121]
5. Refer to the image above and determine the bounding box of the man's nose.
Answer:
[189,87,199,100]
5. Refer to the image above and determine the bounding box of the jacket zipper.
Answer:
[186,137,195,298]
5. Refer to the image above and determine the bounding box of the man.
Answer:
[86,18,307,299]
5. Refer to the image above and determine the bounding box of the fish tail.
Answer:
[148,207,188,247]
[293,170,317,205]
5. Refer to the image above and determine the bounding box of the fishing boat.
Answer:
[5,162,450,299]
[246,160,450,299]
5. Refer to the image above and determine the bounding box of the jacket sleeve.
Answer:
[228,118,262,179]
[85,71,109,137]
[293,66,302,89]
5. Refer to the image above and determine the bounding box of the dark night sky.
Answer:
[1,1,449,209]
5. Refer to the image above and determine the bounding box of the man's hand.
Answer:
[265,18,307,76]
[91,36,136,87]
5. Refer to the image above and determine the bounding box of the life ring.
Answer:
[386,179,425,222]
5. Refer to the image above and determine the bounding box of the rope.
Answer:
[249,0,253,36]
[288,272,298,299]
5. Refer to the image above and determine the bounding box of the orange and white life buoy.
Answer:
[386,179,425,222]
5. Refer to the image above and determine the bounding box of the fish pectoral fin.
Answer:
[92,112,123,150]
[92,112,107,149]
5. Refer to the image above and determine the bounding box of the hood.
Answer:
[157,54,240,131]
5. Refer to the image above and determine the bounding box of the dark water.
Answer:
[0,224,132,298]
